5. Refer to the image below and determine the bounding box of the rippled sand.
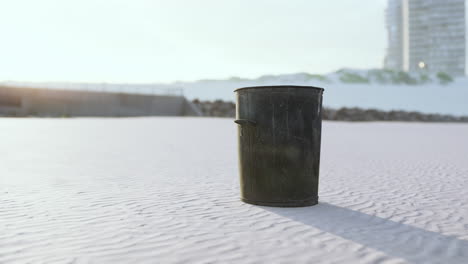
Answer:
[1,118,467,263]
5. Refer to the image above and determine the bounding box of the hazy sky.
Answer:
[0,0,389,83]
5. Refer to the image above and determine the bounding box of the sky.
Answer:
[1,0,390,83]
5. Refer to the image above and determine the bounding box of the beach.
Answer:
[1,117,467,263]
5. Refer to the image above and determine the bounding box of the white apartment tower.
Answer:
[384,0,466,76]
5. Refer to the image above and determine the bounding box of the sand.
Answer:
[1,117,467,263]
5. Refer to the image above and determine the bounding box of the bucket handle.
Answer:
[234,119,257,126]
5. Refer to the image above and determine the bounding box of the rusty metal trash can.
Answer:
[234,85,324,207]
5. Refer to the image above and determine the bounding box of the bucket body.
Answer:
[234,85,324,207]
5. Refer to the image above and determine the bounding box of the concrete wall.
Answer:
[0,86,202,117]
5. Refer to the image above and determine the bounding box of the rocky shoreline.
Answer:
[192,99,468,123]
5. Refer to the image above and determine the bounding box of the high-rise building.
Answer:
[384,0,466,76]
[385,0,404,70]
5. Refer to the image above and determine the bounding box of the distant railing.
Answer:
[1,82,184,97]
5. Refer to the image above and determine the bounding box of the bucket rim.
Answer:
[234,85,324,92]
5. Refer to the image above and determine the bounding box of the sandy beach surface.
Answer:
[1,117,467,263]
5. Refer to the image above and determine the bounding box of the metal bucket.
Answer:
[234,85,324,207]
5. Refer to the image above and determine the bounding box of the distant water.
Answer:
[180,80,468,116]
